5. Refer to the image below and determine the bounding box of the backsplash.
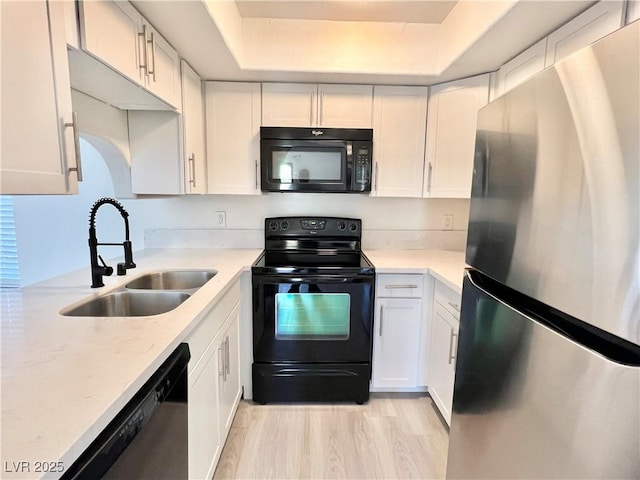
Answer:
[145,228,467,251]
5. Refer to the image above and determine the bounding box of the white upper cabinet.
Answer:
[492,38,547,100]
[424,74,489,199]
[181,61,207,194]
[78,1,143,84]
[371,86,428,198]
[492,1,626,101]
[129,111,183,195]
[143,22,182,109]
[261,83,317,127]
[1,0,80,195]
[205,82,262,195]
[317,84,373,128]
[261,83,372,128]
[76,0,181,110]
[544,1,626,67]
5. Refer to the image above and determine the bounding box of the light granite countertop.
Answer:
[1,248,262,480]
[365,249,467,292]
[1,247,466,479]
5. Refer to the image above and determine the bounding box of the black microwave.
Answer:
[260,127,373,193]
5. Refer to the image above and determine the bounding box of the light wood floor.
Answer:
[213,393,449,480]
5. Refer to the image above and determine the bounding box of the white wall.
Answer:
[13,141,468,286]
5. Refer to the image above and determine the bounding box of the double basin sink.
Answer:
[61,270,218,317]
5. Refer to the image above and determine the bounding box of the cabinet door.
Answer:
[78,0,143,84]
[181,61,207,194]
[493,38,547,100]
[129,111,183,194]
[188,340,222,480]
[428,301,459,425]
[372,86,427,198]
[318,84,373,128]
[372,298,422,389]
[143,22,182,110]
[545,1,625,67]
[1,0,79,194]
[424,74,489,198]
[205,82,261,194]
[262,83,317,127]
[219,304,241,439]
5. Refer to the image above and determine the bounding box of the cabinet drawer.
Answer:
[434,280,461,319]
[377,274,424,298]
[186,280,240,370]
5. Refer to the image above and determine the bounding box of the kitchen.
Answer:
[1,1,639,479]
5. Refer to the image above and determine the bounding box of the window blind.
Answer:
[0,196,20,288]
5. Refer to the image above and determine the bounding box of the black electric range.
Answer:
[251,216,375,404]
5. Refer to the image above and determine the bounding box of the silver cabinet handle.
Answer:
[255,159,259,191]
[374,161,379,193]
[310,92,314,126]
[448,301,460,312]
[379,305,384,337]
[188,153,196,187]
[319,91,324,126]
[138,24,148,75]
[225,336,230,376]
[147,31,157,82]
[64,112,83,182]
[448,329,458,364]
[385,284,418,289]
[218,345,225,379]
[427,162,433,194]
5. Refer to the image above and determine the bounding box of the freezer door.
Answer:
[447,271,640,479]
[467,21,639,344]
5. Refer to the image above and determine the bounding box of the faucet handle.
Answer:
[118,240,137,276]
[98,255,114,277]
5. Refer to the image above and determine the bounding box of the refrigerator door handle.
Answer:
[466,269,640,367]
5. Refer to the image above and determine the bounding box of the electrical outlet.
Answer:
[442,214,453,231]
[215,211,226,228]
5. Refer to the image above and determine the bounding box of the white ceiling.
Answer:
[234,0,458,24]
[132,0,596,85]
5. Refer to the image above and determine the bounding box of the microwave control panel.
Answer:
[352,142,372,188]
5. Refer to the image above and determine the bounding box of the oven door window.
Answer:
[275,293,350,340]
[271,148,344,184]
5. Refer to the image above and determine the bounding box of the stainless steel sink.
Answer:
[61,291,190,317]
[125,270,218,291]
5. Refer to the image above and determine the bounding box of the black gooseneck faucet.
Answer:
[88,197,136,288]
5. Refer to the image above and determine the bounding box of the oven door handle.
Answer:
[254,274,373,283]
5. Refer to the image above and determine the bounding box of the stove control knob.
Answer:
[268,221,279,232]
[348,222,358,232]
[338,221,347,231]
[280,220,289,231]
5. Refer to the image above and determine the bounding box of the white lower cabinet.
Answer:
[188,338,222,480]
[186,283,241,480]
[428,281,461,426]
[218,304,242,439]
[371,274,425,391]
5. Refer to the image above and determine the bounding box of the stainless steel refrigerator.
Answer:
[447,21,640,479]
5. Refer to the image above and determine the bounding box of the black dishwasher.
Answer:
[62,344,190,480]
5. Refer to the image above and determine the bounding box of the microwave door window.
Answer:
[271,149,344,184]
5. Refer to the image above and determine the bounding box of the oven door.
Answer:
[261,139,349,192]
[253,273,374,363]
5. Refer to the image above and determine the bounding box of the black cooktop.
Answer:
[252,216,375,275]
